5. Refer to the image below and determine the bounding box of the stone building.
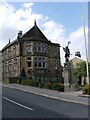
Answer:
[2,21,62,82]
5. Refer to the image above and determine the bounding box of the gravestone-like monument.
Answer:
[63,41,72,92]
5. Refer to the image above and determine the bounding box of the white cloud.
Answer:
[42,20,66,43]
[42,20,66,64]
[0,2,44,50]
[42,21,88,64]
[68,26,88,61]
[0,2,88,65]
[23,2,34,9]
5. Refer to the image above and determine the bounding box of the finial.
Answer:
[34,20,36,26]
[9,38,10,43]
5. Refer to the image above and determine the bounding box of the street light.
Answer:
[81,2,89,84]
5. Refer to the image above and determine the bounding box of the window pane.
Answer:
[55,62,58,69]
[38,62,42,68]
[27,45,31,52]
[28,61,31,67]
[43,62,46,68]
[35,46,37,52]
[38,46,42,52]
[35,58,37,61]
[28,57,31,61]
[35,62,38,68]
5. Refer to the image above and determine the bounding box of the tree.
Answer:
[73,61,87,85]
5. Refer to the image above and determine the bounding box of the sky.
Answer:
[0,2,88,64]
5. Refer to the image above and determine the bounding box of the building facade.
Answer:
[2,21,62,82]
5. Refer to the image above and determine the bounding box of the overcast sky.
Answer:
[0,2,88,64]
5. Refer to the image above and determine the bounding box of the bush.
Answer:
[52,83,64,92]
[44,82,52,89]
[21,80,26,85]
[17,80,19,84]
[39,82,44,88]
[52,83,57,90]
[58,83,64,92]
[32,80,39,87]
[88,86,90,95]
[82,84,90,95]
[26,80,31,86]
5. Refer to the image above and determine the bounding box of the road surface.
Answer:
[2,86,89,119]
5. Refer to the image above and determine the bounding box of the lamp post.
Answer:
[81,2,89,84]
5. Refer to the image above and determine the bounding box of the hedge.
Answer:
[17,79,64,92]
[39,82,44,88]
[21,80,26,85]
[58,83,64,92]
[44,82,52,89]
[26,80,31,86]
[82,84,90,95]
[52,83,57,90]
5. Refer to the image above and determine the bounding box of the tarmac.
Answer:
[2,83,90,105]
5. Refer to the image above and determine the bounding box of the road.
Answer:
[2,86,89,119]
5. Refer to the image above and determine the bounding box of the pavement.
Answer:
[2,83,89,105]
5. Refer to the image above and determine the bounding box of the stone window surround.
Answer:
[27,57,32,69]
[54,48,58,56]
[8,60,12,72]
[55,60,58,69]
[13,46,17,55]
[34,57,46,68]
[8,49,12,57]
[34,43,46,53]
[26,42,32,53]
[13,58,17,71]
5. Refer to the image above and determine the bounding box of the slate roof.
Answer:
[2,39,17,51]
[22,21,48,42]
[2,21,60,51]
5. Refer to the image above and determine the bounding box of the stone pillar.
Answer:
[81,77,84,86]
[64,62,72,92]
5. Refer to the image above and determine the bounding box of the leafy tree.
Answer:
[73,61,87,78]
[73,61,87,85]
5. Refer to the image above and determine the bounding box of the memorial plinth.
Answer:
[64,62,71,92]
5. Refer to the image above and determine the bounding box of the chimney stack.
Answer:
[34,20,36,26]
[9,38,10,44]
[75,51,81,58]
[17,31,22,39]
